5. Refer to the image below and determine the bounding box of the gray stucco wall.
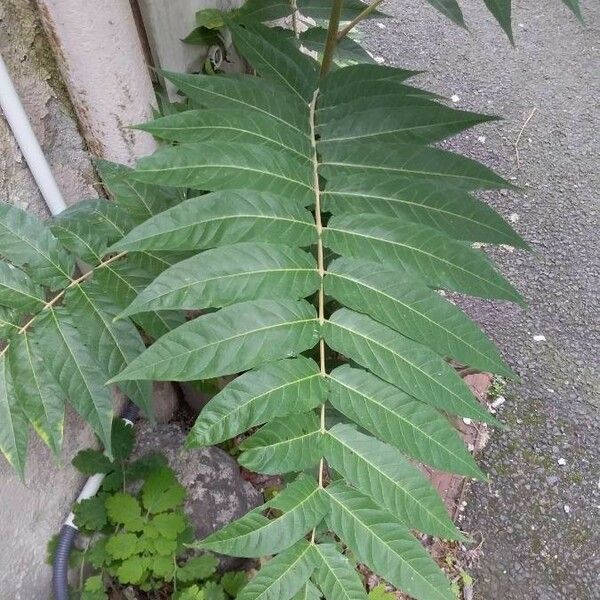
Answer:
[0,1,103,596]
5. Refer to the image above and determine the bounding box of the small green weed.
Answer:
[48,418,247,599]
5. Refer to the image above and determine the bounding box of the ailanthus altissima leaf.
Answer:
[312,542,367,600]
[119,243,320,316]
[0,262,44,311]
[0,202,73,290]
[198,477,326,557]
[325,257,513,376]
[325,483,453,600]
[324,308,497,423]
[110,191,316,253]
[1,15,536,599]
[110,299,319,382]
[33,308,114,454]
[0,354,28,478]
[8,331,65,456]
[187,356,326,447]
[239,412,323,474]
[237,538,316,600]
[324,214,522,303]
[328,365,483,478]
[325,424,461,539]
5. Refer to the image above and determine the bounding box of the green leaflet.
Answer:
[297,0,387,21]
[325,257,514,376]
[293,581,322,600]
[324,483,453,600]
[198,477,327,557]
[324,308,496,423]
[312,543,367,600]
[235,0,294,22]
[321,177,526,248]
[319,140,512,191]
[162,71,310,134]
[50,198,134,263]
[237,539,316,600]
[319,64,421,98]
[8,331,65,457]
[228,22,318,103]
[110,299,319,382]
[0,262,44,311]
[94,261,185,340]
[130,141,313,205]
[299,28,374,67]
[324,214,523,303]
[137,108,312,159]
[65,284,152,417]
[325,424,461,539]
[95,160,181,226]
[0,307,20,338]
[119,243,320,316]
[482,0,514,43]
[560,0,583,20]
[318,105,496,145]
[425,0,465,27]
[0,354,28,478]
[110,190,317,253]
[317,83,438,123]
[0,202,73,290]
[328,365,483,478]
[32,308,114,454]
[239,412,323,474]
[187,357,326,447]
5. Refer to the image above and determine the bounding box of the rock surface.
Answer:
[151,382,180,424]
[132,422,263,566]
[362,3,600,598]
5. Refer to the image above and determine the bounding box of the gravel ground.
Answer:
[361,2,599,599]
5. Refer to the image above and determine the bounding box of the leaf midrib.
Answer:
[122,316,319,375]
[131,266,319,311]
[118,213,316,249]
[136,162,314,192]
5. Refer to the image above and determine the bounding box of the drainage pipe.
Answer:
[0,54,67,216]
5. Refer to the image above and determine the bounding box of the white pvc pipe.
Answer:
[0,54,67,216]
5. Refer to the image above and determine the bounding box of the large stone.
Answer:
[132,422,263,565]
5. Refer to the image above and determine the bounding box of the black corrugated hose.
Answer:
[52,401,139,600]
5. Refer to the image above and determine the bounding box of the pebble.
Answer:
[491,396,506,409]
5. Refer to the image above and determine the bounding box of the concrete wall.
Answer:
[0,1,102,597]
[0,0,234,596]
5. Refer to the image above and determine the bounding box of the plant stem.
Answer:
[337,0,385,40]
[309,88,327,494]
[319,0,345,78]
[0,251,128,357]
